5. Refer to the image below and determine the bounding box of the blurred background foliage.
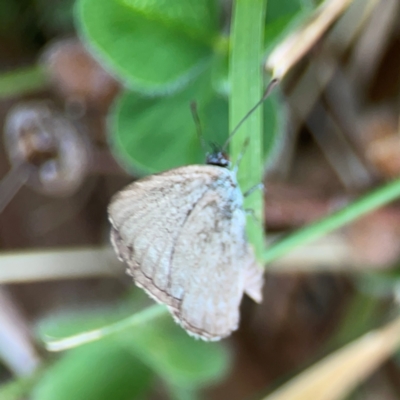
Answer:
[2,0,400,399]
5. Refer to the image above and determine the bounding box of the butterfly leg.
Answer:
[244,183,264,225]
[243,183,264,198]
[232,137,250,174]
[244,208,263,226]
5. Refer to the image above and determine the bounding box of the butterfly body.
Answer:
[108,164,263,340]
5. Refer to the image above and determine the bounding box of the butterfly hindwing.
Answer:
[168,186,254,339]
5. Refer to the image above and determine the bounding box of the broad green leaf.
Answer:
[110,73,228,174]
[167,385,199,400]
[75,0,218,93]
[37,305,230,390]
[121,0,218,39]
[121,314,230,388]
[32,340,153,400]
[36,308,132,340]
[36,291,153,340]
[110,77,282,174]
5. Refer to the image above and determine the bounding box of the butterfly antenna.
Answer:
[222,78,279,152]
[190,101,207,151]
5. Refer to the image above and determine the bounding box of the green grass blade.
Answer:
[264,178,400,264]
[230,0,267,261]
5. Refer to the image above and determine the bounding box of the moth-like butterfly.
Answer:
[108,154,263,340]
[108,81,277,340]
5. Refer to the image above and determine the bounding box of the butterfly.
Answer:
[108,152,264,340]
[108,81,278,340]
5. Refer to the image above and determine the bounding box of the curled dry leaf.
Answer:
[266,0,356,80]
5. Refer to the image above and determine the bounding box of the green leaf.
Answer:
[121,314,230,388]
[75,0,218,93]
[35,291,161,344]
[110,73,228,174]
[32,341,153,400]
[110,68,282,176]
[120,0,218,39]
[37,305,230,390]
[36,304,141,340]
[167,385,199,400]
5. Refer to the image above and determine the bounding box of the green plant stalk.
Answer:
[230,0,267,261]
[0,66,48,98]
[264,178,400,264]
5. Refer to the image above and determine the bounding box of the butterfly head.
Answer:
[206,150,230,168]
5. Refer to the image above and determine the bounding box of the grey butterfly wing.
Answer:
[108,164,264,340]
[168,186,263,340]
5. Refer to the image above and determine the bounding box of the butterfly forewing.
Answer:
[109,166,224,287]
